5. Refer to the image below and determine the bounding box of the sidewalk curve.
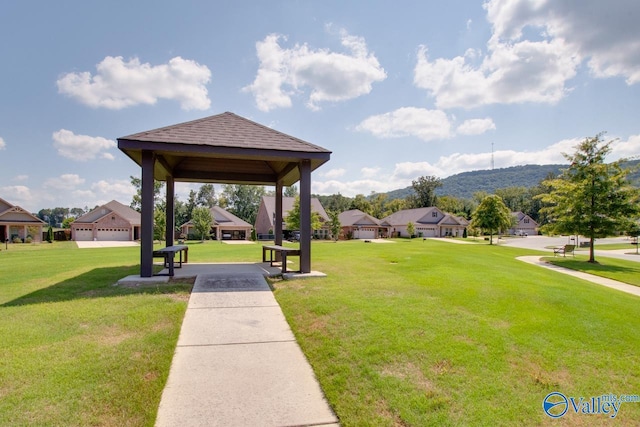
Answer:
[516,256,640,298]
[155,270,339,427]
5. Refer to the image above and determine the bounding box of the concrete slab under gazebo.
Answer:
[117,112,331,277]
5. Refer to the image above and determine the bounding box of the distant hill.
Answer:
[385,161,639,200]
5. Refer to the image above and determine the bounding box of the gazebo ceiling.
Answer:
[117,112,331,186]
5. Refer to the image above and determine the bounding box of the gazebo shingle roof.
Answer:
[118,112,331,186]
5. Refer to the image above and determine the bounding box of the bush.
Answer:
[25,236,33,244]
[13,237,22,244]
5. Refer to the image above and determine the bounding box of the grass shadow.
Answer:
[2,265,193,307]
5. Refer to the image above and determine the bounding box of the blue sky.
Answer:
[2,0,640,212]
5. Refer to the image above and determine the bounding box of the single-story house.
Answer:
[71,200,141,241]
[180,206,252,240]
[382,206,469,238]
[255,196,330,239]
[509,212,539,236]
[0,197,46,243]
[338,209,388,239]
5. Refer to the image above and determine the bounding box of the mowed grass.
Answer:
[545,254,640,287]
[3,239,640,426]
[273,240,640,426]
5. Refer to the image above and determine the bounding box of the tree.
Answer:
[284,185,298,197]
[315,193,351,213]
[407,175,442,208]
[191,206,213,241]
[153,208,166,241]
[370,193,388,219]
[285,196,323,231]
[130,175,164,212]
[470,195,514,245]
[46,226,54,243]
[350,194,372,214]
[62,217,74,229]
[538,133,640,263]
[221,184,265,224]
[406,221,415,238]
[196,184,217,208]
[328,210,342,241]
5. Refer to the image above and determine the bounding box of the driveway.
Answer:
[500,235,640,262]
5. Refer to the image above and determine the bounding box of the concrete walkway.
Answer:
[155,265,339,427]
[517,256,640,298]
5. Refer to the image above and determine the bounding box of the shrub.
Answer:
[25,236,33,244]
[13,237,22,244]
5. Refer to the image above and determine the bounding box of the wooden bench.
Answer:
[553,244,575,257]
[262,245,300,273]
[153,244,188,276]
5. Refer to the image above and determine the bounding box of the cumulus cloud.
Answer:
[12,175,28,182]
[91,179,136,200]
[321,168,346,179]
[456,118,496,135]
[356,107,452,141]
[0,185,33,206]
[44,174,85,191]
[244,31,386,111]
[485,0,640,85]
[57,56,211,110]
[361,167,381,178]
[0,137,5,150]
[52,129,116,161]
[414,0,640,109]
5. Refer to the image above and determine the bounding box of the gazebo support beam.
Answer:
[166,176,175,246]
[141,150,155,277]
[299,160,311,273]
[275,181,283,247]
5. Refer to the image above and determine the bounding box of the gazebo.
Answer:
[117,112,331,277]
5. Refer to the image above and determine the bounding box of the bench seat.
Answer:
[262,245,300,273]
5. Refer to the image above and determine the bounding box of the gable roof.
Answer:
[180,206,252,228]
[382,207,443,226]
[511,211,539,226]
[73,200,141,225]
[338,209,382,227]
[0,197,46,224]
[260,196,329,223]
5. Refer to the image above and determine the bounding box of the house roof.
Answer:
[73,200,141,225]
[338,209,382,227]
[118,112,331,187]
[382,207,442,226]
[511,211,539,226]
[261,196,329,223]
[382,207,468,227]
[0,197,46,224]
[181,206,252,228]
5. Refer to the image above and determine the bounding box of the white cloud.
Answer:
[57,56,211,110]
[456,118,496,135]
[0,137,5,150]
[52,129,116,161]
[485,0,640,85]
[244,31,386,111]
[91,179,136,200]
[12,175,28,182]
[356,107,452,141]
[360,167,381,178]
[321,168,346,179]
[610,135,640,160]
[0,185,33,206]
[44,174,85,191]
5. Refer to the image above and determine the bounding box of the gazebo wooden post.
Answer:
[299,160,311,273]
[275,181,283,260]
[140,150,155,277]
[165,176,175,246]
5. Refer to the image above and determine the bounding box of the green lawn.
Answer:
[545,254,640,287]
[2,239,640,426]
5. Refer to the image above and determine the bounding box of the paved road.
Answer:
[500,235,640,263]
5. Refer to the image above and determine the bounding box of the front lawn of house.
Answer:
[2,240,640,425]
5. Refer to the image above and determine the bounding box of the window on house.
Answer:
[524,218,529,223]
[432,212,438,217]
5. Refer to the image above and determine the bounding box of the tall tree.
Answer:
[284,196,323,231]
[370,193,388,219]
[538,133,640,263]
[284,185,298,197]
[191,206,213,241]
[407,175,442,208]
[130,175,164,212]
[328,210,342,241]
[350,194,372,214]
[315,193,351,213]
[221,184,265,224]
[470,195,514,245]
[196,184,217,208]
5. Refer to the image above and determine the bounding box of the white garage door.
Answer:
[417,227,437,237]
[74,229,93,241]
[97,228,130,241]
[355,228,376,239]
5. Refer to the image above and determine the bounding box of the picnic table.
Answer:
[153,244,188,276]
[262,245,300,273]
